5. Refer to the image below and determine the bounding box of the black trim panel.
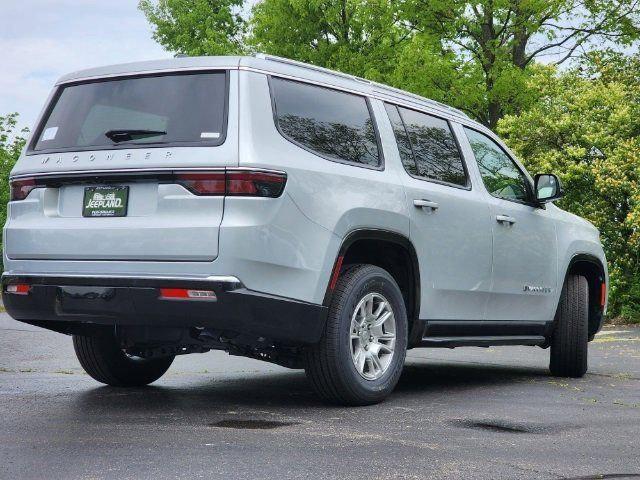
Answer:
[2,275,327,345]
[422,319,553,338]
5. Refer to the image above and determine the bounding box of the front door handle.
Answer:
[496,214,516,225]
[414,199,440,211]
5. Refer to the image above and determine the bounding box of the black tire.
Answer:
[305,264,408,406]
[73,334,174,387]
[549,274,589,377]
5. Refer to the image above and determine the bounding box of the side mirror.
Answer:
[534,173,563,203]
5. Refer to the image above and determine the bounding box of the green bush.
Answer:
[0,113,28,271]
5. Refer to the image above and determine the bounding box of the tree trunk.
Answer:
[487,100,501,130]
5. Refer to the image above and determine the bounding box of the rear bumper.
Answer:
[1,274,327,344]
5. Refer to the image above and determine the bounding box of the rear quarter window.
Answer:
[270,77,382,168]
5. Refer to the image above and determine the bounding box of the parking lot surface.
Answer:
[1,313,639,480]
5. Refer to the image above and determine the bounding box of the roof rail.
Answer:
[254,52,469,120]
[371,82,469,119]
[254,53,371,86]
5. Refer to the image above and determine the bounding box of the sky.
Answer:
[0,1,171,132]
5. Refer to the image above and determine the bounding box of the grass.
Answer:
[606,316,640,326]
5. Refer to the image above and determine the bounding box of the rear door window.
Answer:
[384,104,417,176]
[31,71,228,152]
[392,105,468,187]
[270,77,382,168]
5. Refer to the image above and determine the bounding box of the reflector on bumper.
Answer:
[5,284,30,295]
[159,288,217,301]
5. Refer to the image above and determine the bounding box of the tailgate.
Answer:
[5,176,223,262]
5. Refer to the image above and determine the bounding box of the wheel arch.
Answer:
[324,229,422,345]
[561,253,607,339]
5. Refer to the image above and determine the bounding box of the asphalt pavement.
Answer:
[1,312,639,480]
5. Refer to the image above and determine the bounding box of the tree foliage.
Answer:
[0,113,28,267]
[139,0,246,55]
[498,53,640,319]
[401,0,640,127]
[248,0,411,80]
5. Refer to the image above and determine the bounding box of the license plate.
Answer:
[82,186,129,217]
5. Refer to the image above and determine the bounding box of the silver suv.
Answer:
[2,55,608,405]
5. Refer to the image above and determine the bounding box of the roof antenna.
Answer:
[174,53,188,58]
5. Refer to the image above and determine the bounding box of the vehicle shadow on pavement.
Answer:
[397,361,550,394]
[69,361,550,415]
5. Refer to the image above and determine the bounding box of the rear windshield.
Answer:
[31,71,228,152]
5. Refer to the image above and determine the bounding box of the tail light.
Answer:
[600,281,607,308]
[175,170,286,197]
[226,171,286,197]
[10,178,36,201]
[8,169,286,201]
[175,173,226,195]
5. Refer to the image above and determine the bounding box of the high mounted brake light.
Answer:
[175,170,286,198]
[10,178,36,201]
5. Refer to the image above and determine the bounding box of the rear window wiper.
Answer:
[105,129,167,143]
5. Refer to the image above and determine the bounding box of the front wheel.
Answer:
[73,334,174,387]
[305,264,408,406]
[549,274,589,377]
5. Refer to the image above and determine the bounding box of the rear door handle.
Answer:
[413,199,439,211]
[496,214,516,225]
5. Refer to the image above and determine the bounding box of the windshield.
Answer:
[32,71,227,152]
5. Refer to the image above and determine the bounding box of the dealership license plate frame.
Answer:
[82,185,129,218]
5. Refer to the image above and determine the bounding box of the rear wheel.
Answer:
[305,264,408,406]
[73,334,174,387]
[549,274,589,377]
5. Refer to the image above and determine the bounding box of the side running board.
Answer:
[418,335,547,349]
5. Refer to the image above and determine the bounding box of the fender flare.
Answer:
[323,229,422,342]
[564,253,606,276]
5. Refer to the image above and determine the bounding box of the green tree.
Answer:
[400,0,640,128]
[497,54,640,320]
[139,0,246,55]
[248,0,413,80]
[0,113,28,267]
